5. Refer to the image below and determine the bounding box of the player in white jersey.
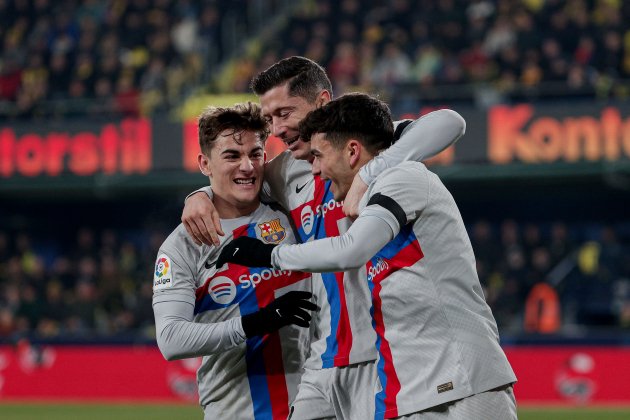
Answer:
[216,93,518,420]
[152,103,318,420]
[182,57,466,419]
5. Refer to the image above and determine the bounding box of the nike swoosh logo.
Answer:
[204,258,217,269]
[295,182,308,194]
[275,309,282,317]
[232,248,239,256]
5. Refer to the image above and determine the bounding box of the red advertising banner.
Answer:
[2,103,630,189]
[1,344,629,405]
[0,344,199,402]
[505,346,630,405]
[488,105,630,164]
[0,118,152,178]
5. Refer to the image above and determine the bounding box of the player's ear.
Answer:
[198,153,212,177]
[347,140,361,167]
[316,89,331,107]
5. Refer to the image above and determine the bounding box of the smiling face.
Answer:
[310,133,359,202]
[199,130,265,218]
[259,83,329,161]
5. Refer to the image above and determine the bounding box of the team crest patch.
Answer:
[154,254,173,291]
[258,218,286,244]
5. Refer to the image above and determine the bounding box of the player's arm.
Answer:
[218,166,428,272]
[155,291,316,361]
[181,186,224,246]
[362,109,465,181]
[273,213,397,272]
[272,182,420,272]
[154,299,247,361]
[217,208,399,272]
[343,109,465,217]
[153,251,247,360]
[154,249,317,360]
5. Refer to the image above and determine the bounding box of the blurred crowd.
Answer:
[2,0,630,119]
[228,0,630,103]
[0,220,628,343]
[0,0,269,119]
[0,227,163,341]
[471,220,630,334]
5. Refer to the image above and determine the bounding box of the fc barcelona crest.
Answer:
[258,219,286,244]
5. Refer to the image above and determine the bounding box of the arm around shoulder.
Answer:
[181,186,224,246]
[271,214,397,272]
[359,109,466,185]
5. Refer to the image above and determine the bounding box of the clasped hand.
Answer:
[216,236,276,268]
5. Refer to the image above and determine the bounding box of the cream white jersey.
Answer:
[263,110,466,371]
[264,152,377,369]
[191,109,467,373]
[272,162,517,418]
[153,203,311,419]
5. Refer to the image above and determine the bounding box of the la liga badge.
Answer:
[154,254,173,290]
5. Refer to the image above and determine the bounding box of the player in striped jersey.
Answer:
[182,57,466,419]
[152,103,317,420]
[217,93,518,419]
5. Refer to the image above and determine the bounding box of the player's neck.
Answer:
[213,196,261,219]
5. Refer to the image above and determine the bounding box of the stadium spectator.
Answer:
[410,43,443,85]
[114,72,140,117]
[327,41,360,92]
[369,42,413,87]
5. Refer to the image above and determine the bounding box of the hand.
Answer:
[393,119,413,144]
[182,191,224,246]
[216,236,276,268]
[241,291,318,337]
[342,172,368,220]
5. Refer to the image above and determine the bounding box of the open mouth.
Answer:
[234,178,255,185]
[283,134,300,147]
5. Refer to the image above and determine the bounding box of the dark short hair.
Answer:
[198,102,270,155]
[250,56,333,103]
[298,92,394,154]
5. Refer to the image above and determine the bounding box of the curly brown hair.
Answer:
[198,102,270,155]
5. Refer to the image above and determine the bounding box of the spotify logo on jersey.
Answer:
[208,276,237,305]
[300,206,314,235]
